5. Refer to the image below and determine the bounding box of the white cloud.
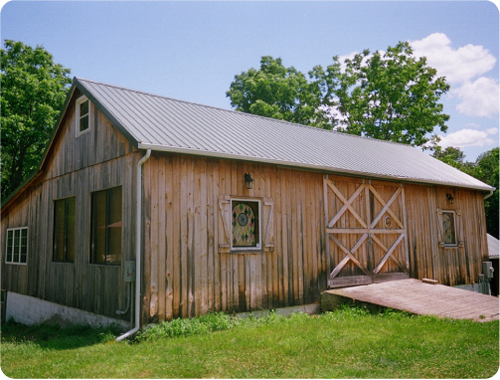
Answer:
[338,33,499,118]
[451,77,499,117]
[438,127,498,148]
[410,33,496,84]
[337,51,374,72]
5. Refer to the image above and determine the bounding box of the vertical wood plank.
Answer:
[171,156,181,319]
[158,155,166,322]
[149,155,159,321]
[164,155,174,321]
[179,156,189,318]
[212,160,221,312]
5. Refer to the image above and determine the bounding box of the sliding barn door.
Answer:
[324,176,409,288]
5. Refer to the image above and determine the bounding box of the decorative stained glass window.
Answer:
[442,211,457,246]
[231,200,260,249]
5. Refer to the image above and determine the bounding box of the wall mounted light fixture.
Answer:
[244,173,254,189]
[446,193,454,205]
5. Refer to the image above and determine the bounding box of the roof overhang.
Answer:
[138,142,496,192]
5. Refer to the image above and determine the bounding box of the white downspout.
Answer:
[484,189,494,200]
[116,148,151,341]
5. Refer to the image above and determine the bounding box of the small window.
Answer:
[442,211,457,246]
[231,199,261,250]
[75,95,91,136]
[53,197,76,262]
[6,227,28,264]
[91,187,122,265]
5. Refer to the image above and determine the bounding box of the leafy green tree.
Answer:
[226,56,337,129]
[432,146,466,165]
[227,42,450,147]
[333,42,450,146]
[433,146,499,238]
[1,40,71,201]
[431,146,475,173]
[473,148,499,239]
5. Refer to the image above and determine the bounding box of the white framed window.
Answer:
[230,198,261,251]
[441,210,457,246]
[6,227,28,265]
[75,95,91,136]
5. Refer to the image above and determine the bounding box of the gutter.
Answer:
[116,148,151,341]
[137,142,494,193]
[484,189,495,200]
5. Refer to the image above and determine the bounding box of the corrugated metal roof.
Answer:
[77,77,493,191]
[488,234,499,259]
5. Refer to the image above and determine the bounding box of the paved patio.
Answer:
[321,278,499,322]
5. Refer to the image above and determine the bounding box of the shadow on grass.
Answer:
[0,318,120,350]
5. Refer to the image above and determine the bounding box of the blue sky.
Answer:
[1,1,498,161]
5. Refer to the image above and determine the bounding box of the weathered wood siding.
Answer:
[405,184,489,286]
[1,90,138,321]
[142,152,489,323]
[141,153,327,323]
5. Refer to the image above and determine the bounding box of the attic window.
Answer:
[75,95,91,136]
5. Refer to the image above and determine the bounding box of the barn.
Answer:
[1,77,494,335]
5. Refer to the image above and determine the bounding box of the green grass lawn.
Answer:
[1,307,498,378]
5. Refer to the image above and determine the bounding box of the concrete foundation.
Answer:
[453,282,490,295]
[5,292,131,330]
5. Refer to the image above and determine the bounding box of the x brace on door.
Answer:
[324,178,409,287]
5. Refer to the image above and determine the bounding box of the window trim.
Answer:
[75,95,91,137]
[441,210,458,247]
[230,198,262,252]
[5,227,29,265]
[53,196,76,263]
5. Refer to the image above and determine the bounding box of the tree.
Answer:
[431,146,475,173]
[1,40,71,201]
[473,148,499,239]
[227,42,450,147]
[433,146,499,238]
[226,56,337,129]
[332,42,450,146]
